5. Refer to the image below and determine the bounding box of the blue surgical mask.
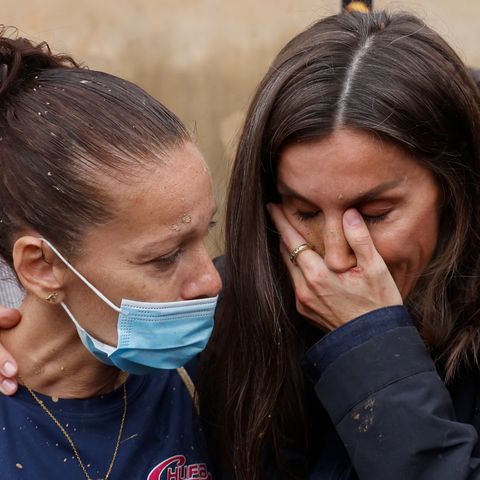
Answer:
[42,239,218,375]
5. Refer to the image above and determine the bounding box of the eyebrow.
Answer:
[137,206,218,254]
[277,179,403,205]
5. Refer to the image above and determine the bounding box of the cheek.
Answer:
[141,276,178,301]
[136,254,203,302]
[373,216,439,280]
[373,229,412,271]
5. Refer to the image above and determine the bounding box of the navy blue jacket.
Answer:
[305,305,480,479]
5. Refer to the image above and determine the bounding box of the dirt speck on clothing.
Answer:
[120,433,139,444]
[352,397,376,433]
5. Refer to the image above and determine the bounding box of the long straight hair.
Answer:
[199,11,480,479]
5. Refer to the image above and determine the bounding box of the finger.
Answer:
[342,209,381,266]
[278,242,309,287]
[0,307,21,328]
[276,228,324,303]
[0,306,20,394]
[267,203,319,267]
[279,244,336,330]
[0,342,18,394]
[279,243,318,313]
[0,373,18,395]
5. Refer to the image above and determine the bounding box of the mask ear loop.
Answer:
[60,301,116,354]
[40,238,122,313]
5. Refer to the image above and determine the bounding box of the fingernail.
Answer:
[0,308,12,318]
[2,361,16,377]
[345,209,361,226]
[0,379,16,394]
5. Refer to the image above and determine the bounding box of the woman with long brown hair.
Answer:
[199,10,480,480]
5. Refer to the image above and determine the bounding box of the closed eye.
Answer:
[361,212,389,224]
[294,210,390,225]
[294,210,320,222]
[151,249,183,268]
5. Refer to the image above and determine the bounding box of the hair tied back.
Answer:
[344,1,372,13]
[0,63,7,85]
[0,27,79,98]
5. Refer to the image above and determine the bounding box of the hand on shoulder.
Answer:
[0,306,20,394]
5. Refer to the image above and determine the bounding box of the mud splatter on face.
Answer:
[171,214,191,231]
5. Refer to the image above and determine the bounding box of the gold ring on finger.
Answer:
[289,243,312,265]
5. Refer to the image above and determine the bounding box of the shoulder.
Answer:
[131,366,199,405]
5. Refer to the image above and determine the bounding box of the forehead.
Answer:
[278,129,429,195]
[93,143,215,240]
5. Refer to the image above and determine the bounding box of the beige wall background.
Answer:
[2,1,479,252]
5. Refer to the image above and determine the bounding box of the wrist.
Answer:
[304,305,412,384]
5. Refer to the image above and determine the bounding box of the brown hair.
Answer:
[0,29,189,264]
[472,68,480,86]
[199,11,480,479]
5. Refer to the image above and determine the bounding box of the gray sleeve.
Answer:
[0,257,24,307]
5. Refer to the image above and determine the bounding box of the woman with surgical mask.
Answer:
[0,32,220,479]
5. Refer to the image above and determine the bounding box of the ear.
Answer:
[12,236,66,304]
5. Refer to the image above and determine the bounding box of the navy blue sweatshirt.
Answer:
[0,369,215,479]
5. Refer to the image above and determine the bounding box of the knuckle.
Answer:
[295,288,311,307]
[295,300,307,316]
[304,267,325,287]
[370,262,389,278]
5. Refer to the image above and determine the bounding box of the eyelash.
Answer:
[150,220,217,269]
[362,213,389,225]
[294,211,389,225]
[294,211,319,222]
[153,249,183,268]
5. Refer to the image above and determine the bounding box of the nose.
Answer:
[181,245,222,300]
[319,219,357,273]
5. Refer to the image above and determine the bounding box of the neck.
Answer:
[1,295,127,398]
